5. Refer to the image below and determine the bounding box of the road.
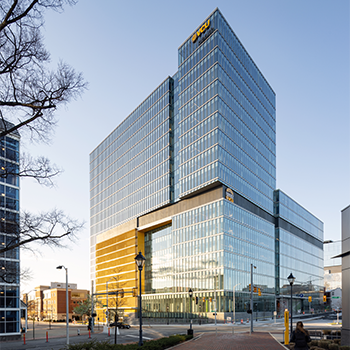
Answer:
[0,317,341,350]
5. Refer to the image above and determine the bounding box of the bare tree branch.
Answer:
[0,1,86,286]
[0,0,87,141]
[0,152,62,187]
[0,261,19,283]
[0,1,78,33]
[19,153,61,186]
[0,209,84,254]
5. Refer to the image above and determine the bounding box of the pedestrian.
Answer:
[290,321,311,350]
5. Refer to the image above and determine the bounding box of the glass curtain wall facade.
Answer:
[90,78,173,236]
[171,8,276,318]
[142,195,276,319]
[274,190,324,313]
[90,8,323,322]
[90,78,174,318]
[0,123,20,336]
[90,78,173,272]
[175,10,276,214]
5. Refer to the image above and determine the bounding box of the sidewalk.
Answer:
[171,332,288,350]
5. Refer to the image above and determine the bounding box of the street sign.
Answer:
[299,294,304,298]
[331,296,340,299]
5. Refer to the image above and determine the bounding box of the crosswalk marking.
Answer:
[126,335,153,340]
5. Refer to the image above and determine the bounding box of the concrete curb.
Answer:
[269,332,289,349]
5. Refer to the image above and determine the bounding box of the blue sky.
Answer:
[20,0,349,292]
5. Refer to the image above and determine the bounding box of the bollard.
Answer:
[247,318,249,323]
[108,327,110,336]
[241,318,243,324]
[46,331,48,342]
[77,329,80,336]
[23,333,26,345]
[89,330,91,338]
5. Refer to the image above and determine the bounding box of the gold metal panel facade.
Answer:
[94,227,146,321]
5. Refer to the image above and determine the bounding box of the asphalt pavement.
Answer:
[0,316,341,350]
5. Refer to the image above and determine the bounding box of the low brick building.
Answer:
[24,283,89,321]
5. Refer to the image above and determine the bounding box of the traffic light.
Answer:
[209,297,212,302]
[195,296,198,304]
[249,284,251,292]
[132,288,137,297]
[119,289,124,298]
[253,286,257,293]
[202,297,205,303]
[308,296,312,302]
[323,295,327,302]
[258,288,261,296]
[247,309,252,314]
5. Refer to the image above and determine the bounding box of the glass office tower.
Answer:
[90,9,323,322]
[0,121,20,337]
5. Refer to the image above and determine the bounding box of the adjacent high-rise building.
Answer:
[0,121,20,338]
[340,205,350,346]
[90,9,324,323]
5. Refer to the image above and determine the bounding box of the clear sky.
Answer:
[20,0,350,293]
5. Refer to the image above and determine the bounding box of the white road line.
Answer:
[126,334,153,340]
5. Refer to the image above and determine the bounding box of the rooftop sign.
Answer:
[192,19,210,43]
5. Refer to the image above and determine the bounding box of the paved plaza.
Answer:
[169,332,288,350]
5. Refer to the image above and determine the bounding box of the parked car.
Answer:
[110,321,130,329]
[116,322,130,329]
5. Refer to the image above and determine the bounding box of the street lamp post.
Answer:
[188,288,193,335]
[135,252,146,347]
[57,265,69,345]
[287,273,296,338]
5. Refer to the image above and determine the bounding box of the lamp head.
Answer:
[56,265,63,270]
[287,272,296,285]
[135,252,146,270]
[189,288,193,297]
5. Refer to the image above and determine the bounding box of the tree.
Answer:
[0,0,86,186]
[102,268,128,323]
[0,209,84,283]
[0,0,86,270]
[73,294,102,321]
[0,0,86,141]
